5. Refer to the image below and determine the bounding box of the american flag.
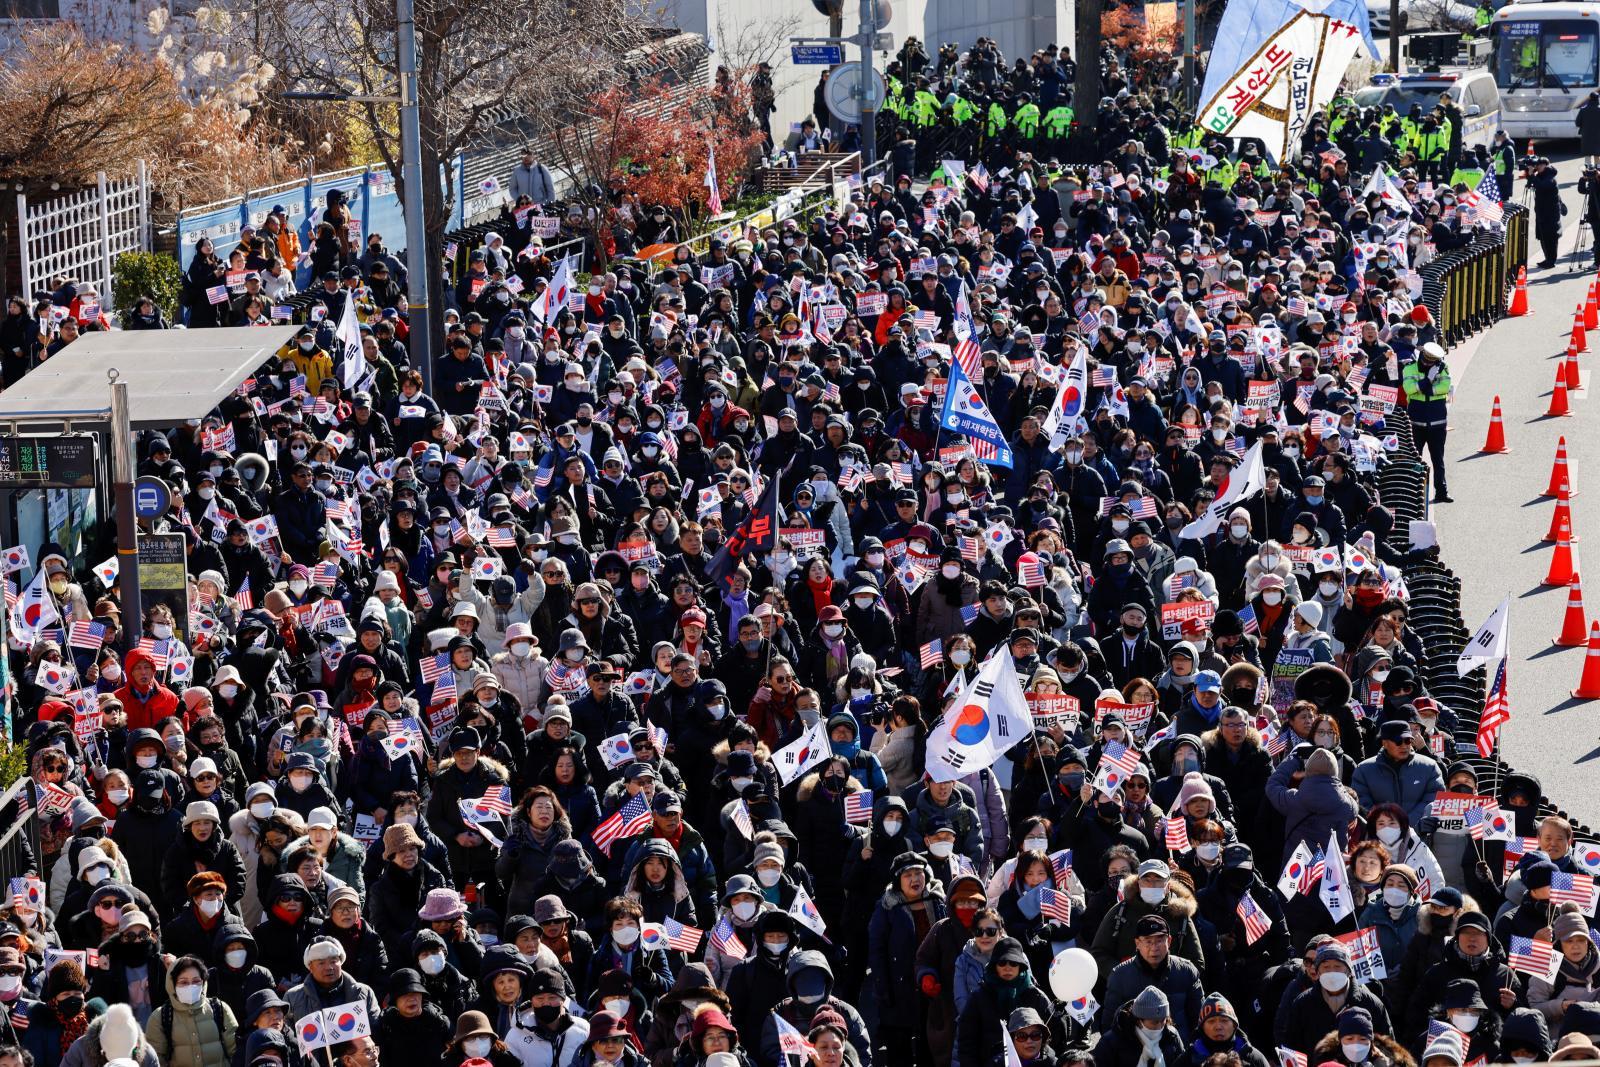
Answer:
[1508,935,1559,980]
[1037,885,1074,922]
[486,527,518,549]
[1286,295,1309,318]
[1018,556,1046,586]
[431,673,456,705]
[920,639,943,669]
[1237,891,1272,945]
[1277,1049,1308,1067]
[661,916,704,952]
[1550,871,1596,908]
[730,799,754,839]
[914,310,939,331]
[1091,366,1117,387]
[954,335,984,379]
[844,791,874,825]
[1307,848,1328,890]
[1129,496,1159,519]
[311,561,338,589]
[1464,805,1490,841]
[533,465,553,489]
[1477,660,1509,758]
[473,785,513,816]
[1166,572,1194,601]
[891,461,913,486]
[970,438,1002,463]
[136,637,170,670]
[67,621,106,651]
[419,653,450,684]
[710,914,746,958]
[1237,605,1259,635]
[1426,1022,1468,1063]
[1049,849,1073,884]
[1164,816,1190,853]
[1101,741,1141,778]
[1467,170,1504,225]
[234,578,253,610]
[1078,309,1102,334]
[958,536,982,563]
[592,792,652,856]
[960,603,979,625]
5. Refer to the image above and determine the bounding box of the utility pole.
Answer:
[1185,0,1198,109]
[1389,0,1401,70]
[1072,0,1102,159]
[109,372,141,629]
[395,0,436,394]
[283,0,435,393]
[859,0,878,166]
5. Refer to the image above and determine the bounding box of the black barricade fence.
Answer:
[1422,204,1530,348]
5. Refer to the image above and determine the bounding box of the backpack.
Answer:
[160,997,222,1054]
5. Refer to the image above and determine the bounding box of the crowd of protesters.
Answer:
[0,30,1592,1067]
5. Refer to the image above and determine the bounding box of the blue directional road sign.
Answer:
[792,44,844,65]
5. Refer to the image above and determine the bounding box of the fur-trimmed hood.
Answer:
[712,738,772,766]
[1312,1032,1415,1067]
[1117,872,1198,922]
[795,769,864,803]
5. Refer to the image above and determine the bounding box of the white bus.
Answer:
[1491,1,1600,141]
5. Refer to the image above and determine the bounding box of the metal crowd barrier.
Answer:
[1421,204,1530,348]
[1378,410,1590,835]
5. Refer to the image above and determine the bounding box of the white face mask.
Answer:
[225,949,249,969]
[198,898,223,918]
[1024,836,1048,852]
[0,975,20,994]
[604,998,629,1016]
[108,789,129,806]
[950,650,971,666]
[1451,1014,1480,1033]
[464,1039,492,1058]
[1260,552,1281,569]
[136,754,159,769]
[176,985,204,1006]
[941,564,962,580]
[1196,842,1221,861]
[1376,825,1402,846]
[866,551,885,567]
[1262,591,1283,606]
[1319,971,1349,993]
[1319,581,1340,598]
[1230,524,1248,540]
[85,866,108,885]
[288,580,308,596]
[764,940,789,955]
[218,684,239,699]
[419,953,446,975]
[732,900,758,921]
[250,802,275,820]
[757,867,783,887]
[928,840,954,859]
[822,624,844,639]
[1111,519,1129,535]
[612,925,640,947]
[1342,1042,1370,1063]
[1140,886,1166,905]
[730,776,753,792]
[883,818,904,837]
[1372,669,1391,683]
[1382,886,1410,908]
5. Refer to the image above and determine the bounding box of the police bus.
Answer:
[1491,0,1600,141]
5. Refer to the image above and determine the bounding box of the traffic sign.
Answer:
[133,476,171,521]
[792,43,843,65]
[824,62,887,125]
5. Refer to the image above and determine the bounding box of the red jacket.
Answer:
[114,648,180,730]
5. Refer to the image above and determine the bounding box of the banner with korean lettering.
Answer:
[1195,1,1378,163]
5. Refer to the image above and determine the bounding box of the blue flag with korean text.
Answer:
[938,357,1014,469]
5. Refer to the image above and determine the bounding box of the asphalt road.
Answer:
[1430,147,1600,824]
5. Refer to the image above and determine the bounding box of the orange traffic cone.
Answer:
[1546,437,1577,497]
[1547,488,1576,542]
[1586,277,1597,330]
[1574,623,1600,699]
[1481,395,1509,453]
[1527,139,1537,160]
[1546,513,1580,585]
[1550,364,1573,417]
[1558,575,1590,646]
[1569,343,1584,392]
[1509,265,1530,316]
[1574,306,1590,354]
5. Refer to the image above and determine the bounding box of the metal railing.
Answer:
[1377,410,1590,836]
[1421,204,1529,348]
[0,777,42,887]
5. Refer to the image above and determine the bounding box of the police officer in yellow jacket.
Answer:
[1403,342,1454,502]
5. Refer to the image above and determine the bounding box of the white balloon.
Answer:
[1048,947,1097,1002]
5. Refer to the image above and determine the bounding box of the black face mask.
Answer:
[55,996,84,1018]
[533,1003,563,1025]
[1097,801,1121,821]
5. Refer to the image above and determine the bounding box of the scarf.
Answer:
[806,575,833,615]
[1135,1025,1166,1067]
[723,588,751,633]
[57,1008,87,1055]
